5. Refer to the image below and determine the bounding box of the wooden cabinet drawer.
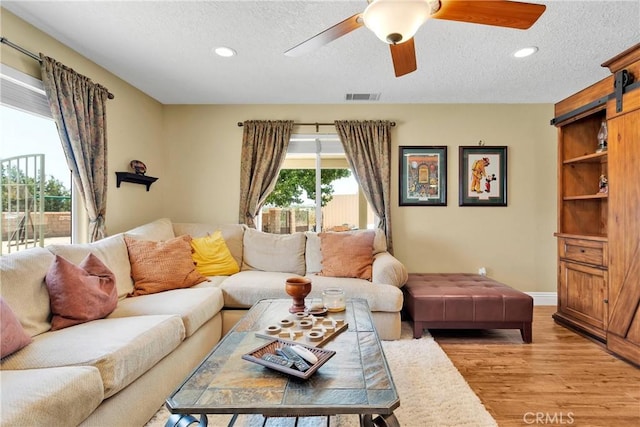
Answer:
[559,238,607,267]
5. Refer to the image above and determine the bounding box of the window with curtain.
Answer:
[0,64,85,254]
[260,134,375,234]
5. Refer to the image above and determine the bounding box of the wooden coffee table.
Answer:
[165,298,400,427]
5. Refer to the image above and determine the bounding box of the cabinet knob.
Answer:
[604,299,609,304]
[580,249,585,253]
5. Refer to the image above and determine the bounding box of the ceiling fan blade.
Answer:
[390,38,417,77]
[284,13,364,57]
[433,0,546,30]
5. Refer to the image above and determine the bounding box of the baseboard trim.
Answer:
[526,292,557,306]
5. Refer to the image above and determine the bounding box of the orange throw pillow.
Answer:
[0,298,32,358]
[319,230,375,280]
[45,253,118,330]
[125,235,207,296]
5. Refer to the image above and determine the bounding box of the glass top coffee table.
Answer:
[165,298,400,427]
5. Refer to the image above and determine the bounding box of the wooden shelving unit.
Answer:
[551,43,640,365]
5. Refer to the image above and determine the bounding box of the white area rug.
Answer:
[146,322,497,427]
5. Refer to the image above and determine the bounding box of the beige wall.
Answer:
[162,104,557,292]
[1,9,165,235]
[2,9,558,293]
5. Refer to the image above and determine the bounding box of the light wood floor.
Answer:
[431,306,640,427]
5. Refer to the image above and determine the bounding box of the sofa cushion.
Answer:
[0,367,104,427]
[173,223,246,268]
[219,270,402,312]
[125,217,175,241]
[47,234,134,299]
[0,298,32,358]
[0,247,54,337]
[305,229,387,274]
[191,231,240,276]
[45,254,118,330]
[319,230,375,280]
[372,252,409,288]
[109,287,224,337]
[242,228,306,275]
[0,315,185,398]
[125,235,208,296]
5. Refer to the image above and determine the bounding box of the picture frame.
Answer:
[399,146,447,206]
[458,146,507,206]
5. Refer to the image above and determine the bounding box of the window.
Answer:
[260,134,374,234]
[0,64,81,254]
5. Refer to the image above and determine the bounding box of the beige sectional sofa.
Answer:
[0,218,407,427]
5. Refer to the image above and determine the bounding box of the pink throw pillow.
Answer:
[45,253,118,330]
[0,298,33,358]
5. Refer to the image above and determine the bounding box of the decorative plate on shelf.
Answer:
[129,160,147,175]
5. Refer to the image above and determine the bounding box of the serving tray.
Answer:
[242,338,336,380]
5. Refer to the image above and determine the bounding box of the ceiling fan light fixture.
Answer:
[363,0,435,44]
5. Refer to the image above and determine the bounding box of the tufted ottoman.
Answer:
[403,273,533,342]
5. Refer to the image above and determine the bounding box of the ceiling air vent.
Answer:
[345,93,381,101]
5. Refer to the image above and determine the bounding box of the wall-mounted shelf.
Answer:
[115,172,158,191]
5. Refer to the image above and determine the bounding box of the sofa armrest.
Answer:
[372,252,408,288]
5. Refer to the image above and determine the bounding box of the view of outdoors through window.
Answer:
[261,136,375,233]
[1,104,72,254]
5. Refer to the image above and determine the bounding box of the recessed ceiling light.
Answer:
[513,46,538,58]
[213,47,236,57]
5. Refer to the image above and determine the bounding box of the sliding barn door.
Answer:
[606,102,640,365]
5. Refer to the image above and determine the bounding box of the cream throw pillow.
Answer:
[242,228,306,275]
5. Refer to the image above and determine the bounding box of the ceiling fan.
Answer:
[284,0,546,77]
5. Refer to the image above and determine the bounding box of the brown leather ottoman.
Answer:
[403,273,533,342]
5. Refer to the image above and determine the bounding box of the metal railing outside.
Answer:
[1,154,45,254]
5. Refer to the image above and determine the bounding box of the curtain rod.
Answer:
[1,37,115,100]
[237,121,396,132]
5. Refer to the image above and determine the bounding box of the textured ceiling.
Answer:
[3,1,639,104]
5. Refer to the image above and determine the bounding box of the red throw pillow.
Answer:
[0,298,32,358]
[45,253,118,330]
[319,231,375,280]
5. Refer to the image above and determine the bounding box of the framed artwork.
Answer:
[399,146,447,206]
[459,146,507,206]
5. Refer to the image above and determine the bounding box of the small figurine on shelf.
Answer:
[598,174,608,194]
[596,121,608,153]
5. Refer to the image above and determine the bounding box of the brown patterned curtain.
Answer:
[40,55,110,242]
[238,120,294,228]
[335,120,394,253]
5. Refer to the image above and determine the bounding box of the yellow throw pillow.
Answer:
[191,231,240,276]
